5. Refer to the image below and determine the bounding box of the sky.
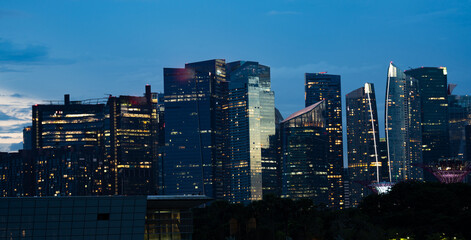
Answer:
[1,0,470,153]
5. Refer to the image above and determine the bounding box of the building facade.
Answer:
[405,67,449,182]
[305,73,344,208]
[346,83,381,206]
[163,59,227,199]
[385,63,423,182]
[32,96,109,196]
[104,86,158,195]
[281,101,329,205]
[448,94,471,160]
[0,195,210,240]
[225,61,275,203]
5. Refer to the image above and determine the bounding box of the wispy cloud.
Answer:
[267,10,301,16]
[0,39,48,63]
[0,38,76,65]
[0,89,41,150]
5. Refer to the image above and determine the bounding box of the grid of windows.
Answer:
[0,196,146,240]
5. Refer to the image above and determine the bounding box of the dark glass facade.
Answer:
[346,83,381,206]
[405,67,449,182]
[305,73,344,208]
[448,95,471,160]
[386,63,423,182]
[163,60,227,199]
[0,195,210,240]
[225,61,275,203]
[281,101,329,205]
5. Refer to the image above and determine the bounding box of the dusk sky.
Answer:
[1,0,470,152]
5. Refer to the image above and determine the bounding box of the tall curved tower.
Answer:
[385,62,423,182]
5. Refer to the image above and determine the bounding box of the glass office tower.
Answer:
[305,73,344,208]
[163,59,227,199]
[386,63,423,182]
[32,96,108,196]
[405,67,449,182]
[225,61,275,203]
[346,83,381,206]
[448,94,471,160]
[104,85,158,196]
[281,101,329,205]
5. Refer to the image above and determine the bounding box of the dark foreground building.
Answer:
[163,60,228,199]
[281,101,329,205]
[346,83,381,207]
[405,66,449,182]
[305,73,344,209]
[0,195,210,240]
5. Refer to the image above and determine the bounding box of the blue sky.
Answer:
[1,0,470,152]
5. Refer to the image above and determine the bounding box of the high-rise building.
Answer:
[225,61,275,203]
[23,126,32,150]
[448,94,471,160]
[32,95,105,150]
[104,85,158,195]
[305,73,344,208]
[32,95,109,196]
[346,83,381,206]
[262,108,283,197]
[152,92,165,195]
[281,101,329,205]
[379,138,389,182]
[0,151,34,197]
[405,67,449,182]
[163,60,227,199]
[385,63,423,182]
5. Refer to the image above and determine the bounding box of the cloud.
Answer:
[0,90,40,150]
[0,39,48,63]
[267,10,301,16]
[0,39,75,65]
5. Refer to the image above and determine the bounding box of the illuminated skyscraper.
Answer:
[281,101,329,204]
[305,73,344,208]
[385,63,423,182]
[104,85,158,195]
[163,59,227,199]
[405,66,449,182]
[346,83,381,206]
[225,61,275,203]
[32,95,108,196]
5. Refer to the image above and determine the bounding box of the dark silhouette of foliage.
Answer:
[193,183,471,240]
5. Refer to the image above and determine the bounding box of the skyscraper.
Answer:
[281,101,329,205]
[405,67,449,182]
[386,63,423,182]
[448,94,471,160]
[305,73,344,208]
[32,95,108,196]
[163,59,227,199]
[225,61,275,203]
[104,85,158,195]
[346,83,381,206]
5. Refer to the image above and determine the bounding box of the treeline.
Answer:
[193,181,471,240]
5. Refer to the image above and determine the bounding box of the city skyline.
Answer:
[1,0,470,152]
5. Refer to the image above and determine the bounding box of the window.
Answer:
[97,213,110,221]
